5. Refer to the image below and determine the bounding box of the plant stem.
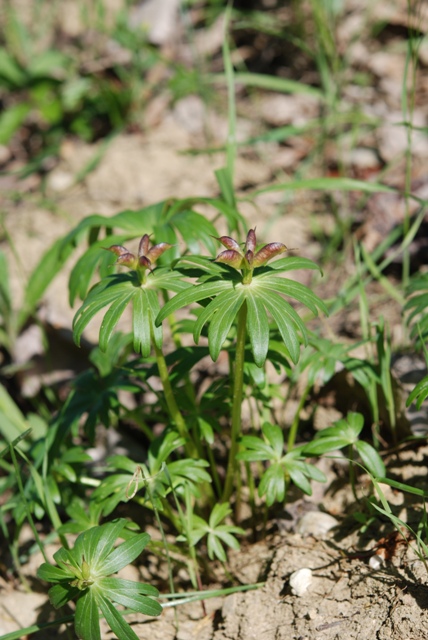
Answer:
[222,303,247,503]
[287,385,310,451]
[153,343,190,445]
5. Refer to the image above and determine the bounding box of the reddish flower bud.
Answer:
[138,255,152,271]
[215,249,244,269]
[138,234,151,257]
[116,252,138,268]
[215,236,242,252]
[245,229,257,253]
[106,245,131,257]
[146,242,173,262]
[253,242,288,266]
[244,250,254,267]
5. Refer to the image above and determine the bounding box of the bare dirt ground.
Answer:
[1,0,428,638]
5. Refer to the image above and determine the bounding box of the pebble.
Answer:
[289,568,313,597]
[296,511,339,538]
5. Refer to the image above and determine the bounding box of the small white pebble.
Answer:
[289,568,313,596]
[369,554,384,570]
[296,511,339,538]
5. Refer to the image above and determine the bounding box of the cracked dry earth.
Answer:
[97,524,428,640]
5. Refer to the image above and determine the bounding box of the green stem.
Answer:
[287,385,310,451]
[222,303,247,503]
[153,343,190,445]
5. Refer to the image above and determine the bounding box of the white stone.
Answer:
[296,511,339,538]
[289,568,313,597]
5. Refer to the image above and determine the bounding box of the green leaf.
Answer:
[407,375,428,408]
[75,591,101,640]
[253,177,396,198]
[97,592,140,640]
[0,384,29,441]
[210,71,323,98]
[207,290,245,361]
[132,289,151,356]
[354,441,385,478]
[207,534,227,562]
[98,578,162,616]
[156,280,232,325]
[261,291,304,363]
[73,274,136,347]
[260,276,328,317]
[69,234,131,305]
[48,583,80,609]
[237,435,275,461]
[99,533,151,575]
[267,256,323,273]
[0,48,27,87]
[287,465,312,495]
[0,103,30,144]
[99,289,136,352]
[18,236,75,330]
[246,293,269,367]
[259,464,285,506]
[37,563,70,583]
[345,412,364,438]
[209,503,232,528]
[74,519,128,568]
[303,436,350,455]
[145,288,163,350]
[262,422,284,458]
[98,577,159,598]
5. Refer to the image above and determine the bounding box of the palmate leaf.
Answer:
[73,519,129,567]
[157,254,326,366]
[63,201,222,304]
[73,266,188,355]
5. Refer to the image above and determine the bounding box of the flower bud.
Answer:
[253,242,288,266]
[116,252,138,268]
[245,229,257,253]
[138,234,151,257]
[215,236,241,251]
[146,242,173,262]
[215,249,244,269]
